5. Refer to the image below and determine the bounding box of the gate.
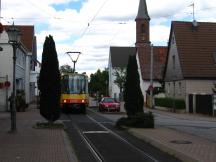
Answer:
[189,94,193,113]
[196,94,212,115]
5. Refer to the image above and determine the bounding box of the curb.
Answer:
[62,130,79,162]
[128,128,199,162]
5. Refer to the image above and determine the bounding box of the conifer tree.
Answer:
[124,55,144,117]
[38,35,61,123]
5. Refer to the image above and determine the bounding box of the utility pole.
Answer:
[150,44,154,109]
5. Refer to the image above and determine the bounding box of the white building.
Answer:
[0,25,37,111]
[108,46,136,101]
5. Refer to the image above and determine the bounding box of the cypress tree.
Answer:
[124,55,144,117]
[38,35,61,123]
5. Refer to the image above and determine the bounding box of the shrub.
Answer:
[124,55,144,117]
[16,90,28,112]
[116,112,154,128]
[155,97,185,109]
[38,35,61,123]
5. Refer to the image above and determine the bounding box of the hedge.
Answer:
[155,97,185,109]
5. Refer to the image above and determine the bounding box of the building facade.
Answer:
[0,25,37,111]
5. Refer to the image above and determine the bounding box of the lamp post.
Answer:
[65,51,81,73]
[7,23,21,133]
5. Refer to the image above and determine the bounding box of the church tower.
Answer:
[135,0,150,47]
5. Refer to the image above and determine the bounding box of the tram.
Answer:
[60,72,89,113]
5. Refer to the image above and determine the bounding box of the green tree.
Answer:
[113,67,126,101]
[60,64,73,73]
[124,55,144,117]
[89,68,108,98]
[38,35,61,123]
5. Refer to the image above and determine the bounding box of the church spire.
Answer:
[135,0,150,46]
[136,0,150,20]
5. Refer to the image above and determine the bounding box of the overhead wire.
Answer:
[77,0,109,40]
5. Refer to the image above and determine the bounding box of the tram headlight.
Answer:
[63,99,67,103]
[81,99,85,103]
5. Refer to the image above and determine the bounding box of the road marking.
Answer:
[83,130,109,134]
[72,123,104,162]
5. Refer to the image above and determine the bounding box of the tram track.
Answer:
[63,110,181,162]
[86,114,159,162]
[64,113,158,162]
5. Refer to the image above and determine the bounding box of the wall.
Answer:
[165,80,186,100]
[110,68,121,100]
[164,32,183,81]
[0,32,13,111]
[136,54,161,103]
[0,31,30,111]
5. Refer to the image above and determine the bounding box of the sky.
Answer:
[1,0,216,76]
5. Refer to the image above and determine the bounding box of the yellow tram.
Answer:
[60,72,89,113]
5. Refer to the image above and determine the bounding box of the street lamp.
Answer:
[7,23,21,133]
[65,51,81,73]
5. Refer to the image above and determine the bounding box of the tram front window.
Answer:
[61,75,87,94]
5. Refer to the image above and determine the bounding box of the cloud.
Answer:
[2,0,216,76]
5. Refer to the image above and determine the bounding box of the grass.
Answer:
[33,122,64,129]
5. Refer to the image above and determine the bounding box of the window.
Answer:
[141,24,145,33]
[172,55,175,69]
[171,36,175,44]
[178,82,182,95]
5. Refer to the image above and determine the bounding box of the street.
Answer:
[62,109,181,162]
[152,110,216,142]
[95,106,216,143]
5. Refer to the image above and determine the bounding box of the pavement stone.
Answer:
[0,104,78,162]
[128,108,216,162]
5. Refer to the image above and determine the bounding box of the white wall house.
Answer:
[164,21,216,113]
[108,46,136,101]
[0,31,27,111]
[0,25,37,111]
[30,60,41,101]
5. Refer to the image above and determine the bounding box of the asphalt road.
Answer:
[62,109,181,162]
[94,106,216,143]
[151,111,216,142]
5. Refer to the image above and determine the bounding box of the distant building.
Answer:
[0,25,37,111]
[108,0,168,105]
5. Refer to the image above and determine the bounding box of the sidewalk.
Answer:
[148,107,216,122]
[128,108,216,162]
[0,104,78,162]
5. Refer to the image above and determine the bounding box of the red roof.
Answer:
[171,21,216,78]
[4,25,35,52]
[137,45,167,80]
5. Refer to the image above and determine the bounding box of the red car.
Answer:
[99,97,120,112]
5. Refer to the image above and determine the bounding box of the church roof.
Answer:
[110,47,136,68]
[136,0,150,20]
[138,46,168,80]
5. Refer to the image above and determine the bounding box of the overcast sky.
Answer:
[1,0,216,75]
